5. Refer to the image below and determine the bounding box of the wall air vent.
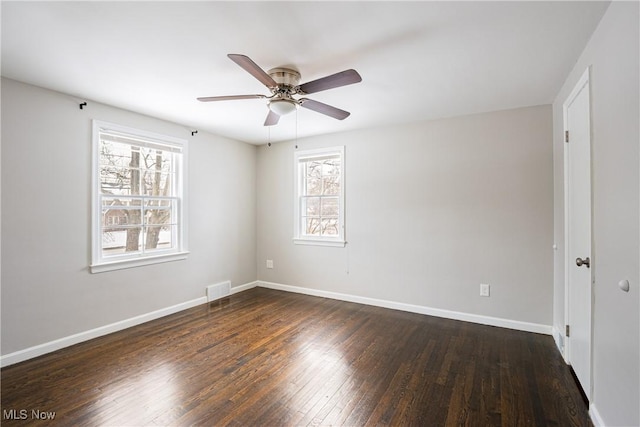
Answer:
[207,281,231,302]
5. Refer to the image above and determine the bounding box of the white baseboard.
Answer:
[257,280,552,335]
[589,404,605,427]
[231,280,258,295]
[551,325,566,358]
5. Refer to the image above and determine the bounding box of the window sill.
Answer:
[293,238,346,248]
[90,251,189,273]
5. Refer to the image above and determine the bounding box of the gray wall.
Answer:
[1,78,257,355]
[552,2,639,425]
[257,105,554,326]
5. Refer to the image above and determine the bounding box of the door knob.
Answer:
[576,257,590,268]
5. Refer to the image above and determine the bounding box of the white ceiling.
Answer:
[1,1,609,145]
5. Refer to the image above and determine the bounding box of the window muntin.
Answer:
[92,121,187,272]
[294,147,345,247]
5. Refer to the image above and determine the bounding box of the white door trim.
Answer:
[563,66,593,400]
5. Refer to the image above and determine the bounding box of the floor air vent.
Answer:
[207,281,231,302]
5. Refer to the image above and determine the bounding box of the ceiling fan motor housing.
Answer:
[267,67,302,114]
[268,68,301,88]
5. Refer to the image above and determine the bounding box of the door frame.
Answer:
[563,66,593,400]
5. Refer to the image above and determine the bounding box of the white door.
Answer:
[564,68,592,399]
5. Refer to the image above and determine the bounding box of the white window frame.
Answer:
[91,120,189,273]
[293,146,345,247]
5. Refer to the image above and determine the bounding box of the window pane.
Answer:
[144,225,174,251]
[304,218,321,236]
[302,197,320,216]
[321,198,339,216]
[322,175,340,195]
[321,218,339,236]
[144,207,172,226]
[102,226,142,255]
[321,159,340,176]
[304,160,323,196]
[140,148,173,197]
[305,177,322,196]
[306,161,322,179]
[101,209,142,227]
[102,199,142,227]
[100,143,142,195]
[140,147,173,172]
[100,141,137,169]
[144,200,174,250]
[142,171,172,196]
[100,166,137,195]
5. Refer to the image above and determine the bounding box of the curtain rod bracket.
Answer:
[79,102,87,110]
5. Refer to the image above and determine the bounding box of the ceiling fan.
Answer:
[198,54,362,126]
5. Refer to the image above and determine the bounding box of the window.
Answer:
[294,146,345,247]
[91,121,188,273]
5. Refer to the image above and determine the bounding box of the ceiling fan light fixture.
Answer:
[269,98,298,116]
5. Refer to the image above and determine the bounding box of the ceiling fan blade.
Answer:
[197,94,266,102]
[228,54,277,88]
[264,110,280,126]
[297,69,362,95]
[299,98,350,120]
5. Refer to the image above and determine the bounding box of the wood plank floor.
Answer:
[2,288,591,426]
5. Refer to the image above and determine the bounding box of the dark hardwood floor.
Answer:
[2,287,591,426]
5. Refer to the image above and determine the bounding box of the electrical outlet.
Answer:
[480,283,490,297]
[266,260,274,269]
